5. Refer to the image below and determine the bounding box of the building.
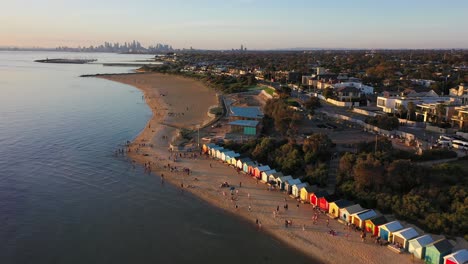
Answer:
[335,86,362,102]
[228,120,260,136]
[391,227,420,251]
[364,215,388,236]
[415,102,454,123]
[284,178,302,194]
[316,67,326,75]
[376,93,454,115]
[210,146,224,158]
[339,204,366,223]
[276,175,293,190]
[242,161,256,173]
[408,234,434,259]
[268,172,284,184]
[333,82,374,94]
[443,249,468,264]
[378,221,404,242]
[230,106,264,121]
[202,143,218,154]
[292,182,309,198]
[318,194,339,212]
[261,169,277,182]
[451,105,468,130]
[351,209,378,229]
[328,200,354,218]
[425,239,453,264]
[236,157,251,170]
[449,83,468,104]
[309,190,328,207]
[253,165,271,178]
[410,79,436,87]
[299,185,318,203]
[222,151,239,163]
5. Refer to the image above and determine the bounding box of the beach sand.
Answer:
[99,73,419,264]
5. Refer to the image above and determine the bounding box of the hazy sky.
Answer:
[1,0,467,49]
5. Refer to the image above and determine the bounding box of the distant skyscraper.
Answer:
[240,44,243,51]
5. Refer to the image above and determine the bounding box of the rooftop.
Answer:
[381,221,404,232]
[409,235,434,248]
[333,199,354,208]
[343,204,366,215]
[355,210,378,220]
[428,239,453,253]
[394,227,419,240]
[230,106,264,119]
[368,215,388,226]
[444,249,468,264]
[228,120,260,127]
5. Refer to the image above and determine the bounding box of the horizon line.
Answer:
[1,45,467,51]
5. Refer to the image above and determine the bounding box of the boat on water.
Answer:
[34,58,97,64]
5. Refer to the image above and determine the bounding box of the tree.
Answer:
[304,97,321,111]
[353,154,384,191]
[407,102,416,121]
[323,88,334,99]
[251,137,275,163]
[397,104,407,119]
[386,160,421,193]
[435,103,446,126]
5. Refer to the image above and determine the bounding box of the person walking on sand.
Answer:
[248,205,251,212]
[326,219,329,227]
[276,205,279,212]
[209,163,212,168]
[239,182,242,188]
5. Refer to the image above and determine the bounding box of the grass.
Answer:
[447,157,468,172]
[262,87,276,95]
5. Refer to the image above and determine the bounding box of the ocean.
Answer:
[0,51,312,264]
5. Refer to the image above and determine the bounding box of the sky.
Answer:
[1,0,467,50]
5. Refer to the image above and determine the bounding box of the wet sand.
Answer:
[99,73,419,264]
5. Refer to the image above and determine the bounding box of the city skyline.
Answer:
[1,0,468,50]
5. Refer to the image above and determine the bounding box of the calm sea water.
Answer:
[0,51,312,264]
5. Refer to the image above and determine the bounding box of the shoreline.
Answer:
[97,72,418,264]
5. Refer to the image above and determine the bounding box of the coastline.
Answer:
[97,72,418,264]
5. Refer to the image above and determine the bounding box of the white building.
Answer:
[449,83,468,104]
[316,67,326,75]
[333,82,374,95]
[410,79,436,87]
[376,93,455,114]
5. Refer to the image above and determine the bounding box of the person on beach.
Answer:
[248,205,251,212]
[239,182,242,187]
[276,205,279,212]
[247,193,250,199]
[326,219,330,227]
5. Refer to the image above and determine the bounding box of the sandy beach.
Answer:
[99,73,419,264]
